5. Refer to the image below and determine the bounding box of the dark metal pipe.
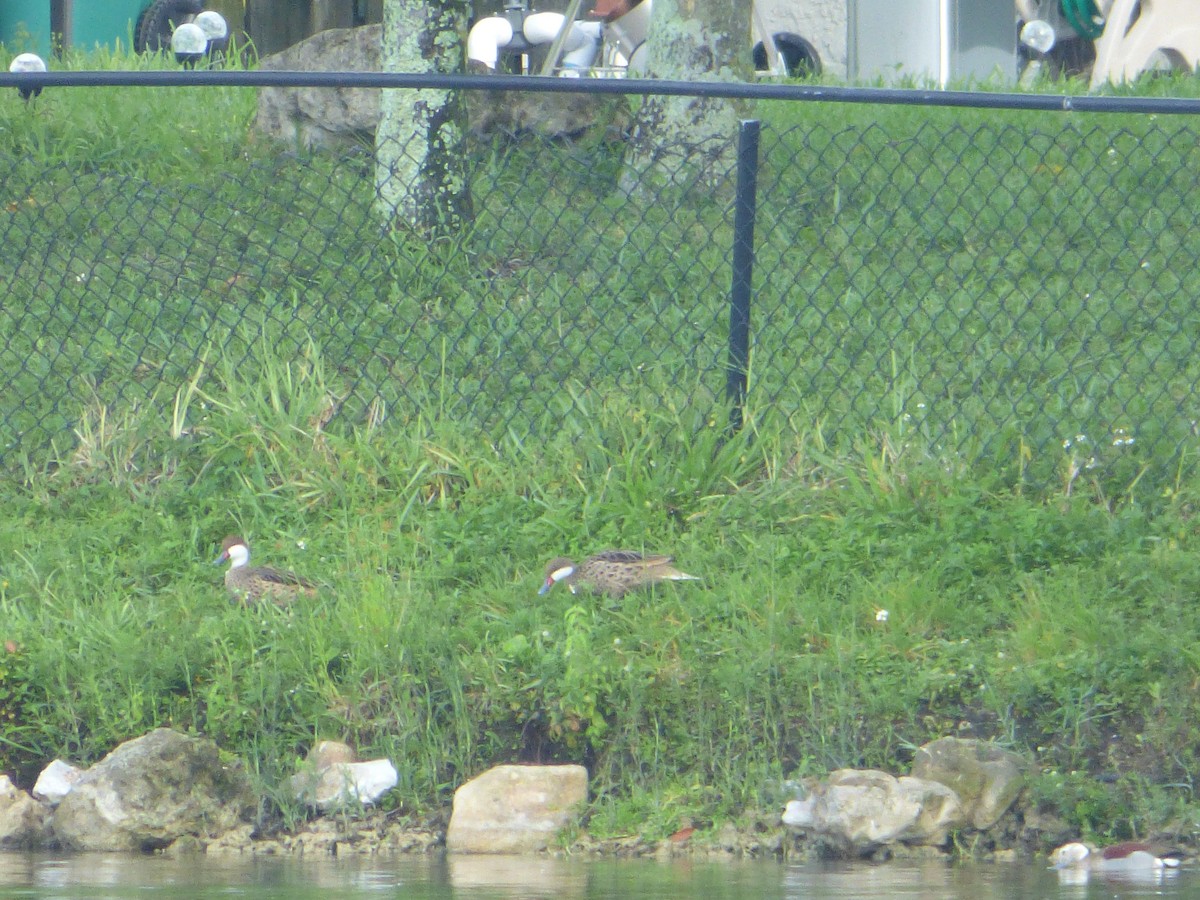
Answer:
[3,70,1200,116]
[727,119,760,433]
[50,0,74,53]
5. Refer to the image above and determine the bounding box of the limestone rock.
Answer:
[33,759,84,806]
[0,775,50,849]
[464,88,631,139]
[51,728,254,851]
[447,764,587,853]
[307,740,355,768]
[290,740,398,810]
[780,768,966,854]
[255,25,381,150]
[911,738,1028,830]
[253,24,628,148]
[898,776,965,845]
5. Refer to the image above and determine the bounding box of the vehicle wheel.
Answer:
[754,32,821,77]
[627,41,648,76]
[135,0,204,53]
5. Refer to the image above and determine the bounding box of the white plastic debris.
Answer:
[293,758,398,810]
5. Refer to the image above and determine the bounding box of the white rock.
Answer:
[32,759,83,805]
[779,768,966,853]
[447,764,587,854]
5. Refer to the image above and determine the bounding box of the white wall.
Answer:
[757,0,849,78]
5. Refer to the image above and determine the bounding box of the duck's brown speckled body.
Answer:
[539,550,699,599]
[215,535,317,605]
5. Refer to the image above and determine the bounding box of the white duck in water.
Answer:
[1050,841,1181,873]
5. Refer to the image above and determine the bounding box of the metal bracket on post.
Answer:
[726,119,760,433]
[539,0,584,75]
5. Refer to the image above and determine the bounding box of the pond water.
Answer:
[0,852,1190,899]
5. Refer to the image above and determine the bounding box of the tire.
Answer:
[627,41,648,76]
[754,32,822,77]
[135,0,204,53]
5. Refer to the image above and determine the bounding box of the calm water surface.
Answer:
[0,852,1191,898]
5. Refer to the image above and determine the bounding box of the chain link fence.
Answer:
[2,76,1199,489]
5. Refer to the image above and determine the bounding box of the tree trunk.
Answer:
[375,0,474,236]
[623,0,754,193]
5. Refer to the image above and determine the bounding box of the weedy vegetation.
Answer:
[1,46,1200,847]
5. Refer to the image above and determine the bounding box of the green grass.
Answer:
[3,339,1200,845]
[2,49,1200,847]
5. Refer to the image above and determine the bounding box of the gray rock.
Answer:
[781,768,966,853]
[447,764,587,853]
[911,737,1028,829]
[51,728,254,851]
[255,25,381,150]
[253,24,628,148]
[0,775,50,849]
[464,87,631,139]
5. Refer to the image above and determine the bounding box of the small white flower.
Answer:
[875,609,889,623]
[541,630,551,639]
[613,637,621,646]
[296,540,307,550]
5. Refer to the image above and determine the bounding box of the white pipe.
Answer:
[467,16,515,71]
[938,0,950,87]
[523,12,602,71]
[467,12,602,74]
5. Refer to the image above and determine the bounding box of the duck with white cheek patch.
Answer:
[539,550,699,599]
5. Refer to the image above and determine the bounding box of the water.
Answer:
[0,853,1190,899]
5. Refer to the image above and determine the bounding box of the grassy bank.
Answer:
[2,341,1200,845]
[2,50,1200,847]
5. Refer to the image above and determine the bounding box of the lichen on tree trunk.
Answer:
[375,0,474,236]
[623,0,754,195]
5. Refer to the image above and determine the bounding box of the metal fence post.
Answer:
[727,119,760,433]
